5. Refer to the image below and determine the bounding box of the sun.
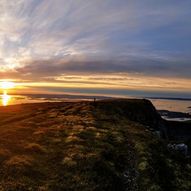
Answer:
[1,81,15,89]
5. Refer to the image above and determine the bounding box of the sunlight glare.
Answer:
[1,81,15,89]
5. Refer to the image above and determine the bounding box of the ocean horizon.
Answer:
[1,93,191,114]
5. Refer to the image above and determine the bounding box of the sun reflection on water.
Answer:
[0,81,15,106]
[1,90,11,106]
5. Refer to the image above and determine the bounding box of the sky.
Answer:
[0,0,191,97]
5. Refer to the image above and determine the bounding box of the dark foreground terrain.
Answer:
[0,99,190,191]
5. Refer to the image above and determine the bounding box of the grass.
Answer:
[5,155,34,169]
[24,143,47,153]
[0,100,189,190]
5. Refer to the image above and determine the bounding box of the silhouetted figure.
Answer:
[93,98,96,107]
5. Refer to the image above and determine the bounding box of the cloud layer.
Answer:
[0,0,191,95]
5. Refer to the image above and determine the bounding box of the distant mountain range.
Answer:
[147,97,191,101]
[13,93,112,100]
[15,94,191,101]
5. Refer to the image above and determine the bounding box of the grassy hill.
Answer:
[0,99,190,190]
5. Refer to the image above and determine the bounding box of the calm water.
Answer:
[150,99,191,113]
[0,94,45,106]
[0,93,191,114]
[0,94,90,107]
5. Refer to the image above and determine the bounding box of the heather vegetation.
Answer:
[0,100,190,190]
